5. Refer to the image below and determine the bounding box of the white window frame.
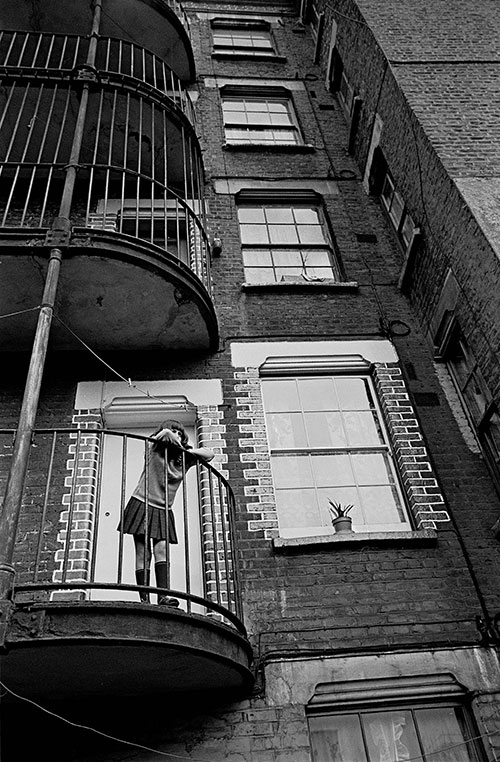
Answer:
[260,355,411,538]
[380,169,418,249]
[221,87,302,146]
[212,20,275,57]
[307,675,485,762]
[236,191,340,284]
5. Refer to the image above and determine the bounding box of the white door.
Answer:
[92,423,204,610]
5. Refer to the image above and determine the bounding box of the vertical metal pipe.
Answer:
[0,0,103,606]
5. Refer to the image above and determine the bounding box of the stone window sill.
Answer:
[223,142,316,153]
[273,529,438,552]
[242,280,359,292]
[212,53,287,63]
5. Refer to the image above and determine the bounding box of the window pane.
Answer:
[245,100,265,111]
[352,452,394,485]
[248,110,269,124]
[359,485,406,525]
[344,411,383,446]
[273,130,298,144]
[262,380,300,411]
[309,714,367,762]
[222,100,244,112]
[275,267,304,281]
[265,207,294,223]
[268,224,299,244]
[381,174,394,210]
[240,223,270,244]
[275,489,321,530]
[273,249,302,266]
[302,249,332,266]
[401,211,415,247]
[415,707,476,762]
[305,412,346,447]
[297,225,326,244]
[238,207,266,223]
[242,249,272,265]
[267,412,307,448]
[298,377,338,411]
[271,455,313,488]
[311,453,354,486]
[336,377,371,410]
[362,710,422,762]
[294,207,319,224]
[389,190,404,228]
[245,267,273,283]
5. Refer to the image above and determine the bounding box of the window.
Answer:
[222,89,301,145]
[261,365,410,537]
[309,704,482,762]
[212,23,275,56]
[380,169,417,249]
[237,196,339,283]
[441,320,500,487]
[338,70,355,116]
[307,675,485,762]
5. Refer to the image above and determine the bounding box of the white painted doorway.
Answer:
[91,407,204,611]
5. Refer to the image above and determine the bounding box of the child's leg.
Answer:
[153,539,179,607]
[134,534,151,602]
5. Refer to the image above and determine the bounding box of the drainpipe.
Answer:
[0,0,103,645]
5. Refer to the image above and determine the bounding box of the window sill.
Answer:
[223,142,316,153]
[273,529,438,552]
[241,280,359,292]
[212,53,287,63]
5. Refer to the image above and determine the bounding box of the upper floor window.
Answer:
[338,70,355,117]
[212,20,275,57]
[237,193,340,284]
[438,318,500,488]
[381,170,417,249]
[222,87,302,146]
[261,364,410,537]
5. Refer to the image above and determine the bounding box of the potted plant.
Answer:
[328,500,354,533]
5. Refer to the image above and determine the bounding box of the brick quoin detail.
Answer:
[195,406,233,612]
[235,363,450,538]
[373,363,449,529]
[53,410,103,601]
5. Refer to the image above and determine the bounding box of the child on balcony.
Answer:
[117,419,214,606]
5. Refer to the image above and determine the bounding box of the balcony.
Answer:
[0,428,253,700]
[0,33,217,353]
[0,0,194,82]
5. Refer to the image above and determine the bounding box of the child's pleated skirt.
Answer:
[117,496,178,543]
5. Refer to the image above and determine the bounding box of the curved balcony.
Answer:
[0,0,194,82]
[0,31,196,123]
[0,428,253,701]
[0,68,217,352]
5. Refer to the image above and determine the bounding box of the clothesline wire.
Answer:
[51,310,191,410]
[0,680,213,761]
[0,303,189,412]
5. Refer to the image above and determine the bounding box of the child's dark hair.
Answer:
[152,419,190,451]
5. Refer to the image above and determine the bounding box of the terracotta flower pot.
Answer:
[331,516,353,533]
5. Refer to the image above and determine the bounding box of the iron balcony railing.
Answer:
[0,31,196,123]
[0,71,211,288]
[0,429,244,632]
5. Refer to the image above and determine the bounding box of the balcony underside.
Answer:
[1,601,254,700]
[0,231,218,352]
